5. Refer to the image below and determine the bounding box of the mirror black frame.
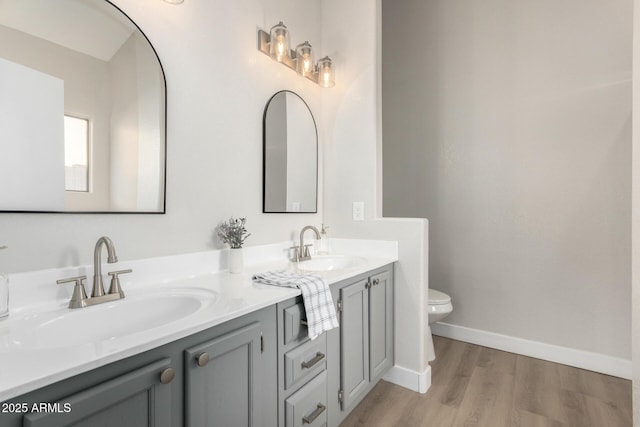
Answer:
[0,0,167,214]
[262,90,318,214]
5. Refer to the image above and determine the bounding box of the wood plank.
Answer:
[452,366,515,427]
[340,337,632,427]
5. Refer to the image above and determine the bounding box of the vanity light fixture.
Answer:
[295,41,314,77]
[316,56,335,88]
[269,22,291,62]
[258,22,335,88]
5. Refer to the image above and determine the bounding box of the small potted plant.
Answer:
[217,217,250,273]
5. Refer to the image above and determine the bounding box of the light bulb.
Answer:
[277,40,285,60]
[316,56,335,88]
[295,41,314,77]
[269,22,290,62]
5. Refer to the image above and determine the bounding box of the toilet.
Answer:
[428,289,453,324]
[427,289,453,361]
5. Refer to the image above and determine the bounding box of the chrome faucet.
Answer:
[57,236,131,309]
[291,225,321,262]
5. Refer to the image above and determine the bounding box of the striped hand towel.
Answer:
[252,271,339,340]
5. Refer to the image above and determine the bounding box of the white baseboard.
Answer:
[431,322,632,380]
[383,365,431,393]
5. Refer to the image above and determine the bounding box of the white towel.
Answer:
[252,271,339,340]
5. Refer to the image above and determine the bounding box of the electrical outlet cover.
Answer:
[352,202,365,221]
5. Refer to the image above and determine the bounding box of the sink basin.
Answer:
[4,287,218,349]
[296,255,365,272]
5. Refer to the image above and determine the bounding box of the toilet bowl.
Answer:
[428,289,453,324]
[427,289,453,362]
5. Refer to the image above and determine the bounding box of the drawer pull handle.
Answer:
[301,352,325,369]
[160,367,175,384]
[196,352,210,367]
[300,319,308,326]
[302,403,326,424]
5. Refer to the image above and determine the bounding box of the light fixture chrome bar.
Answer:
[258,29,327,86]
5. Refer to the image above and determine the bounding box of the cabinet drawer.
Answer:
[284,333,326,390]
[285,371,328,427]
[282,299,308,347]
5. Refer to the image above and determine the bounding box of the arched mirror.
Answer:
[263,91,317,213]
[0,0,166,213]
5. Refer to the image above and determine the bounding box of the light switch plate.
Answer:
[352,202,365,221]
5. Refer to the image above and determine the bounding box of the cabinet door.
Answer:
[339,279,369,410]
[369,270,393,380]
[185,322,261,427]
[23,358,173,427]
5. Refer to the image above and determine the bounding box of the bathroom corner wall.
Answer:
[632,0,640,422]
[383,0,632,367]
[321,0,431,389]
[0,0,325,273]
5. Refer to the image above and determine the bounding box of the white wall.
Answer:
[0,24,112,211]
[286,92,317,212]
[0,58,65,211]
[383,0,632,364]
[322,0,431,394]
[632,0,640,422]
[0,0,324,273]
[109,31,165,212]
[110,33,140,211]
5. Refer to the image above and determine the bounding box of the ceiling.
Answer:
[0,0,136,62]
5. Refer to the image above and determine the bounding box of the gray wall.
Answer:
[382,0,632,359]
[632,0,640,419]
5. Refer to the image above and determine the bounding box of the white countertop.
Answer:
[0,239,397,401]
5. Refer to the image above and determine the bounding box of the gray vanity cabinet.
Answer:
[367,269,393,380]
[0,306,277,427]
[332,266,394,424]
[0,265,394,427]
[184,322,262,427]
[23,358,174,427]
[339,278,370,410]
[277,297,329,427]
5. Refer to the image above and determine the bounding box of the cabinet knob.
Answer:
[196,352,210,367]
[373,278,380,286]
[160,367,175,384]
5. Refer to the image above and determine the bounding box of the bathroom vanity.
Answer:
[0,240,396,427]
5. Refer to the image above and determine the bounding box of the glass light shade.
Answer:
[269,22,291,62]
[163,0,184,4]
[295,41,315,77]
[317,56,335,88]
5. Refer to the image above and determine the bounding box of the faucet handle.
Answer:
[302,244,313,258]
[107,269,131,297]
[289,246,301,262]
[57,275,88,309]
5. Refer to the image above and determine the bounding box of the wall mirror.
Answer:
[0,0,166,213]
[263,91,317,213]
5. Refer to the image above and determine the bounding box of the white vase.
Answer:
[228,248,244,274]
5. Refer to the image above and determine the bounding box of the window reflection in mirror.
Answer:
[64,116,89,193]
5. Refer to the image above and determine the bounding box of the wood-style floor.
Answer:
[340,336,632,427]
